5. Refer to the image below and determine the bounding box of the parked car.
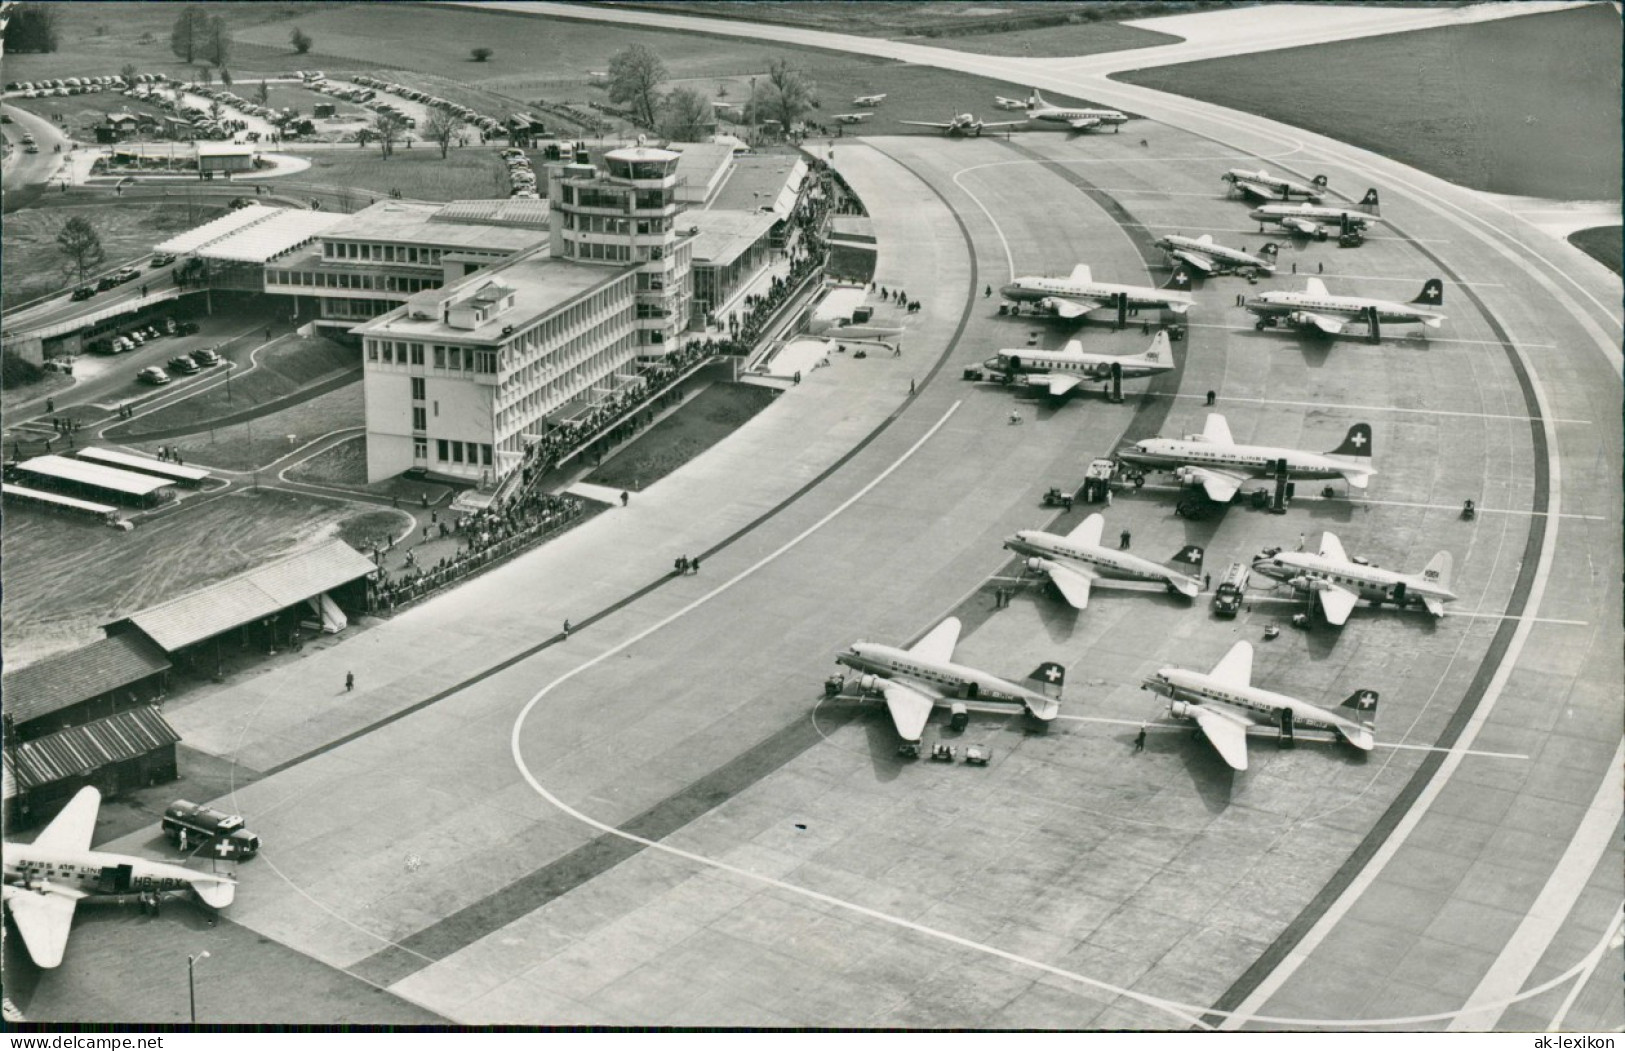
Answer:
[167,355,199,375]
[114,266,141,283]
[70,286,96,301]
[96,275,120,291]
[112,336,134,353]
[190,347,221,367]
[125,330,145,345]
[163,317,178,335]
[42,358,74,375]
[151,252,175,268]
[176,320,200,336]
[137,366,170,385]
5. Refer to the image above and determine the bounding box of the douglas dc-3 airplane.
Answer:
[1251,532,1456,625]
[852,93,887,107]
[1021,89,1130,132]
[835,617,1063,755]
[1223,168,1328,201]
[1144,641,1380,770]
[3,787,238,968]
[982,330,1175,396]
[1005,514,1204,610]
[833,112,874,125]
[1002,264,1195,319]
[1120,412,1376,502]
[1247,277,1446,337]
[901,113,1023,137]
[1251,190,1383,239]
[1155,233,1279,276]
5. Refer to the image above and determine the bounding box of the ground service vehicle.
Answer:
[162,800,260,860]
[1212,561,1250,618]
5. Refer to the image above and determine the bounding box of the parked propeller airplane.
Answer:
[834,617,1063,755]
[833,112,874,125]
[982,330,1175,396]
[901,112,1023,137]
[1005,514,1204,610]
[852,93,887,107]
[1223,168,1328,201]
[3,787,238,968]
[1119,412,1376,502]
[1155,233,1278,276]
[1251,190,1382,239]
[1246,277,1446,336]
[1251,532,1456,624]
[1001,264,1195,319]
[1144,641,1380,770]
[1021,89,1130,132]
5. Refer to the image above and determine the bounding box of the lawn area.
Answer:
[891,21,1180,58]
[1,199,226,309]
[237,79,372,121]
[585,382,778,491]
[1116,5,1622,201]
[117,334,357,437]
[231,3,891,87]
[7,92,174,139]
[1569,226,1623,277]
[289,144,510,202]
[0,485,369,668]
[2,2,351,81]
[285,434,463,504]
[127,382,362,472]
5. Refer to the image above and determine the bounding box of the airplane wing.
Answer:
[1209,640,1253,687]
[881,680,937,744]
[1171,249,1215,275]
[1067,513,1106,548]
[1041,372,1083,396]
[1188,705,1251,771]
[1317,532,1349,563]
[1201,414,1233,445]
[1316,583,1360,627]
[979,120,1026,131]
[1281,216,1322,236]
[1237,183,1272,201]
[1295,311,1346,335]
[1044,561,1097,610]
[908,617,961,664]
[1044,297,1096,319]
[1184,467,1246,503]
[33,786,100,853]
[899,120,953,130]
[4,885,83,969]
[1067,117,1102,130]
[1422,596,1446,617]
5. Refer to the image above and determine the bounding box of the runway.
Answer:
[16,3,1619,1032]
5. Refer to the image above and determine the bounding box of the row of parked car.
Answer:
[138,346,221,386]
[8,73,169,98]
[89,316,199,355]
[347,73,510,139]
[501,148,539,200]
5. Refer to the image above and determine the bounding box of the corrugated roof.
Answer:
[109,539,376,652]
[155,204,281,255]
[2,482,117,515]
[3,635,172,726]
[196,209,346,264]
[710,154,807,219]
[432,198,551,229]
[324,201,547,253]
[18,455,173,497]
[78,446,211,483]
[684,210,778,266]
[11,707,180,790]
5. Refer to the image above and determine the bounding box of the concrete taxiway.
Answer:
[12,3,1619,1032]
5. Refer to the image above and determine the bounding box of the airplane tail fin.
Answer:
[1411,278,1444,306]
[1029,88,1047,107]
[1359,188,1381,213]
[1339,689,1380,732]
[1135,331,1171,366]
[1259,242,1280,259]
[1312,174,1329,188]
[1165,545,1204,597]
[1421,550,1452,592]
[1326,422,1374,460]
[1026,661,1065,701]
[193,879,236,910]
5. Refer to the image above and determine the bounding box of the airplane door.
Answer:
[1389,582,1406,605]
[97,863,134,894]
[1277,708,1295,747]
[964,682,979,700]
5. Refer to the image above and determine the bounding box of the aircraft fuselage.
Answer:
[837,644,1053,715]
[1121,438,1368,484]
[982,349,1170,381]
[1247,293,1444,327]
[1157,236,1274,273]
[1001,277,1193,312]
[1004,530,1196,591]
[1250,552,1455,611]
[1143,670,1370,745]
[3,845,231,903]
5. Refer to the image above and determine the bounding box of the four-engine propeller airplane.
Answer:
[1001,264,1195,319]
[1251,532,1456,624]
[835,617,1063,754]
[1021,89,1130,132]
[1155,233,1278,276]
[1247,277,1446,336]
[982,330,1175,396]
[1251,189,1383,239]
[1223,168,1328,201]
[1143,641,1380,770]
[1120,413,1376,502]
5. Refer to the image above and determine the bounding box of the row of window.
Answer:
[436,439,493,467]
[561,185,676,211]
[561,214,673,235]
[270,269,441,294]
[368,339,499,375]
[324,241,448,265]
[320,297,391,320]
[494,334,638,440]
[499,311,635,405]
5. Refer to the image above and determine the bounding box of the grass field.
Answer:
[1569,226,1623,276]
[1117,5,1622,201]
[287,144,511,202]
[237,79,371,121]
[231,3,891,87]
[891,21,1180,58]
[127,382,362,472]
[0,485,368,668]
[285,434,459,504]
[119,334,357,436]
[7,91,174,138]
[585,382,778,491]
[1,199,226,308]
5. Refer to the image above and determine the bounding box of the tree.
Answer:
[658,88,713,142]
[256,79,271,107]
[425,109,463,160]
[220,67,233,87]
[607,44,666,128]
[197,66,213,87]
[754,58,816,133]
[121,63,140,87]
[57,216,106,287]
[371,111,406,158]
[355,127,374,149]
[171,8,208,63]
[9,4,61,52]
[290,27,313,54]
[470,47,493,62]
[203,15,231,68]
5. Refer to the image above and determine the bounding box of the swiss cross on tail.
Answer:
[1411,279,1444,306]
[1327,423,1374,459]
[1359,188,1381,210]
[1172,545,1204,567]
[1029,661,1066,698]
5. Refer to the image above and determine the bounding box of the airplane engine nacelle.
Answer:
[1026,557,1050,575]
[1169,699,1194,719]
[857,674,882,693]
[1175,465,1204,485]
[1287,311,1318,329]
